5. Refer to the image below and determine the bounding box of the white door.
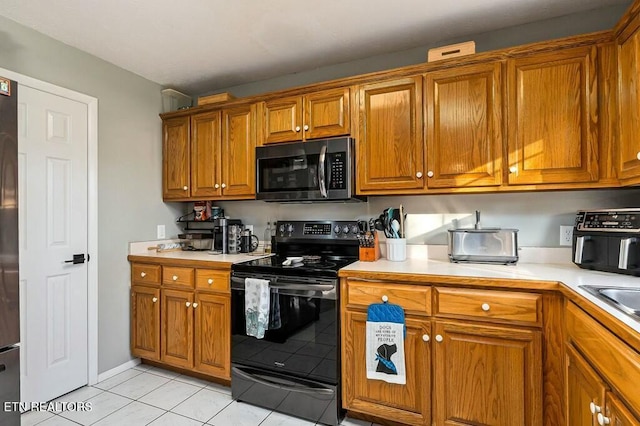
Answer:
[18,85,89,403]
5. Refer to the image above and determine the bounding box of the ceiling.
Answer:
[0,0,631,95]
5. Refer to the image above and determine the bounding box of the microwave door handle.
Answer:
[574,236,586,264]
[618,237,637,269]
[318,144,327,198]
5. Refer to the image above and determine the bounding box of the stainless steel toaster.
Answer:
[447,228,519,264]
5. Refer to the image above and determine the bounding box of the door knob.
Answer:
[427,171,434,178]
[597,413,610,425]
[416,172,423,178]
[509,166,517,174]
[590,402,601,414]
[221,183,226,189]
[214,184,220,189]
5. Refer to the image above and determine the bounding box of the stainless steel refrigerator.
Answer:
[0,77,20,426]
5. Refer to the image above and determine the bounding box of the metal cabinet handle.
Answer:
[590,402,601,414]
[185,302,191,307]
[481,303,490,312]
[152,297,158,303]
[422,334,430,342]
[574,236,586,264]
[140,272,146,278]
[435,334,443,343]
[597,413,610,425]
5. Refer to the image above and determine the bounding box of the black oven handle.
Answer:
[231,276,335,291]
[232,366,335,396]
[318,144,328,198]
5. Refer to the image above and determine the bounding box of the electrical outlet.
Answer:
[559,225,573,246]
[157,225,166,239]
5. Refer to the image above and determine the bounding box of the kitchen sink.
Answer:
[580,286,640,321]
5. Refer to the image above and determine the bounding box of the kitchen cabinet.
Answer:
[130,285,161,361]
[617,13,640,183]
[260,87,350,144]
[355,76,424,193]
[506,46,599,185]
[424,62,503,188]
[341,279,544,426]
[162,103,256,201]
[129,260,231,381]
[162,116,191,199]
[565,301,640,425]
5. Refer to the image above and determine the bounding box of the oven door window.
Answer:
[231,287,338,385]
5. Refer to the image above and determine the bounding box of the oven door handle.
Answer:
[232,366,335,396]
[231,276,335,292]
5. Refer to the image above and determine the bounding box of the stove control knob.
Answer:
[351,224,359,234]
[342,225,350,234]
[334,225,341,234]
[279,224,285,234]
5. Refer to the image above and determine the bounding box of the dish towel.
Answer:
[366,302,406,385]
[245,278,270,339]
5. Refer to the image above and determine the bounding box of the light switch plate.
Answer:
[157,225,166,239]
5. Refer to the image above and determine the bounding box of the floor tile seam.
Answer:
[169,390,234,424]
[93,370,145,390]
[106,375,170,401]
[137,381,203,412]
[51,413,84,425]
[58,394,134,425]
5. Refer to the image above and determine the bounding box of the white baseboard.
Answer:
[97,358,141,383]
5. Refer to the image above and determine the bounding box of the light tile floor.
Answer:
[20,364,377,426]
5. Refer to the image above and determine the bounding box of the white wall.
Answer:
[0,15,183,374]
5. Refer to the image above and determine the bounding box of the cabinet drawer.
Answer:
[162,266,195,288]
[131,264,161,285]
[196,269,230,292]
[434,287,541,325]
[346,280,431,314]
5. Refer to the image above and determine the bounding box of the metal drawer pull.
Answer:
[152,297,157,303]
[208,279,214,285]
[140,272,146,278]
[172,275,178,281]
[381,295,388,302]
[481,303,490,312]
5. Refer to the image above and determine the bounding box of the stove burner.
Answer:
[302,255,322,263]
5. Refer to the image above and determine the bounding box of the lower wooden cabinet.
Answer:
[130,261,231,381]
[130,285,160,361]
[432,320,543,426]
[604,392,640,426]
[342,310,431,425]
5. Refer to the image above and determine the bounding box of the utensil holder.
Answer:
[386,238,407,262]
[359,232,380,262]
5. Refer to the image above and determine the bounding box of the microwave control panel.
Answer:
[575,210,640,232]
[328,152,347,190]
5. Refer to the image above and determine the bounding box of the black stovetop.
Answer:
[232,254,357,279]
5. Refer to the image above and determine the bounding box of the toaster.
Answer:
[447,228,519,264]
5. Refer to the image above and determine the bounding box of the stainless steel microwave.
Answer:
[256,137,363,202]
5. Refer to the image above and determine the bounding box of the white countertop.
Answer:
[342,257,640,334]
[128,239,271,264]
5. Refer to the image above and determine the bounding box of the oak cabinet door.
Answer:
[605,392,640,426]
[191,111,222,198]
[356,76,425,192]
[565,344,606,426]
[507,46,598,185]
[221,105,256,197]
[194,293,230,379]
[425,62,503,188]
[432,320,542,426]
[161,289,194,369]
[130,285,160,361]
[261,96,303,144]
[162,116,191,199]
[304,87,350,140]
[342,310,431,425]
[618,16,640,182]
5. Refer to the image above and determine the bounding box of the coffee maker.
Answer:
[213,218,243,253]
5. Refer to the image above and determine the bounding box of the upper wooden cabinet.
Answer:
[617,13,640,183]
[507,46,599,185]
[259,87,350,144]
[355,76,425,193]
[425,62,503,188]
[162,116,191,199]
[162,104,256,201]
